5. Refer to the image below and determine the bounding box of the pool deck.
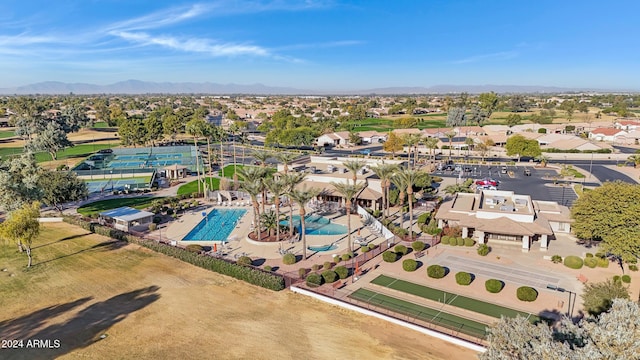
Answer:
[162,202,390,261]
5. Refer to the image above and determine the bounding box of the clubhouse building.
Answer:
[435,190,572,252]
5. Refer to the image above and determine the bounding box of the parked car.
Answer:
[477,185,497,191]
[524,169,532,176]
[501,166,508,174]
[463,166,473,172]
[475,178,498,186]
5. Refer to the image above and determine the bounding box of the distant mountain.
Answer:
[0,80,632,95]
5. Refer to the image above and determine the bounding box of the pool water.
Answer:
[308,244,338,252]
[281,214,348,236]
[182,209,247,241]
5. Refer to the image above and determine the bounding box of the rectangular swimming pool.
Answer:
[182,208,247,241]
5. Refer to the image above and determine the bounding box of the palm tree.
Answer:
[185,118,207,195]
[475,142,489,162]
[240,179,263,241]
[260,210,279,237]
[535,154,550,167]
[229,122,240,185]
[215,126,226,178]
[331,181,367,252]
[464,137,475,157]
[202,123,215,191]
[264,177,287,242]
[275,152,298,174]
[282,172,307,237]
[252,150,272,212]
[289,186,320,260]
[445,130,456,159]
[391,172,408,233]
[395,169,423,242]
[626,154,640,168]
[342,160,367,185]
[424,136,439,163]
[370,163,399,219]
[403,134,422,169]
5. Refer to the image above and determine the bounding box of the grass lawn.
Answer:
[177,177,220,195]
[372,275,540,323]
[77,196,161,216]
[220,164,276,178]
[0,143,114,163]
[0,222,477,360]
[0,130,15,139]
[349,288,488,339]
[92,121,110,128]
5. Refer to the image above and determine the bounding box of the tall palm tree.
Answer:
[185,118,207,195]
[464,137,475,157]
[289,187,320,260]
[395,169,423,242]
[424,136,439,163]
[331,181,367,252]
[229,122,240,185]
[391,172,409,233]
[445,130,456,159]
[536,154,550,167]
[252,150,272,212]
[264,177,287,242]
[202,123,215,191]
[342,159,367,185]
[275,152,298,174]
[240,179,263,241]
[215,126,226,179]
[403,134,421,169]
[282,172,307,237]
[370,163,399,218]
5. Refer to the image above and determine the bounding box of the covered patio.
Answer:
[99,206,155,232]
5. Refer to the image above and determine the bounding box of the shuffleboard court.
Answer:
[349,288,489,339]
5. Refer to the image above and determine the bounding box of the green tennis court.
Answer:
[349,288,488,339]
[371,275,540,323]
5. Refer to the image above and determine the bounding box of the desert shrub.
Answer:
[455,237,465,246]
[237,256,253,266]
[441,236,450,245]
[306,273,323,287]
[186,244,204,253]
[394,244,409,255]
[312,264,322,271]
[298,267,307,279]
[551,255,562,264]
[402,259,418,272]
[411,241,426,252]
[282,253,297,265]
[584,257,598,268]
[585,253,593,258]
[516,286,538,302]
[477,244,490,256]
[597,257,609,268]
[417,212,431,224]
[613,275,621,283]
[443,226,462,237]
[368,243,377,250]
[630,265,639,272]
[485,279,504,293]
[361,245,370,253]
[334,265,348,279]
[382,251,399,263]
[622,275,631,283]
[455,271,472,285]
[464,238,475,247]
[148,223,157,231]
[341,253,351,262]
[264,265,272,272]
[393,227,408,237]
[564,256,583,269]
[427,264,446,279]
[321,270,338,283]
[323,261,333,270]
[595,252,606,259]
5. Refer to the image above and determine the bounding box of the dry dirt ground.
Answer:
[0,223,478,360]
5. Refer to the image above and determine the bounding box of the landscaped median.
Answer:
[62,216,286,291]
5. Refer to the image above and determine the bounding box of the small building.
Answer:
[99,206,155,232]
[589,128,628,143]
[163,164,189,179]
[316,131,351,147]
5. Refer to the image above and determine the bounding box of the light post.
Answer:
[547,284,575,318]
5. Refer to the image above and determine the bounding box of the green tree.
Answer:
[395,168,423,241]
[162,114,184,141]
[446,106,466,127]
[274,152,298,174]
[444,130,456,159]
[478,92,499,118]
[29,121,73,160]
[118,118,146,147]
[282,172,306,237]
[505,134,541,162]
[370,163,398,219]
[625,154,640,168]
[39,170,88,213]
[239,178,264,241]
[289,186,320,260]
[403,134,422,169]
[383,132,403,158]
[0,201,41,267]
[186,118,208,195]
[144,112,164,146]
[0,152,42,212]
[331,181,366,252]
[264,177,287,242]
[582,279,630,316]
[505,113,522,127]
[571,181,640,263]
[423,136,439,162]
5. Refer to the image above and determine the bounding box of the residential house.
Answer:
[315,131,351,147]
[588,128,628,143]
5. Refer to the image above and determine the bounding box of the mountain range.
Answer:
[0,80,632,95]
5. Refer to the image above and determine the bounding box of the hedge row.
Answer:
[62,216,286,291]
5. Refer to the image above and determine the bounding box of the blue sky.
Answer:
[1,0,638,90]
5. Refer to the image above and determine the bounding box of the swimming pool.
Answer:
[281,214,348,236]
[182,208,247,241]
[308,244,338,252]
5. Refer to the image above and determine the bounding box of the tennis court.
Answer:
[371,275,540,323]
[85,178,150,193]
[349,288,489,339]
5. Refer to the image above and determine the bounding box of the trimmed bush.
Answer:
[585,253,593,258]
[564,256,583,269]
[584,257,598,268]
[477,244,490,256]
[441,236,450,245]
[456,237,465,246]
[394,244,409,255]
[382,251,399,263]
[334,265,348,279]
[186,244,204,253]
[312,264,322,271]
[417,212,431,224]
[455,271,472,286]
[597,257,609,268]
[306,273,323,287]
[622,275,631,283]
[551,255,562,264]
[321,270,338,283]
[516,286,538,302]
[237,256,253,266]
[485,279,504,293]
[264,265,272,272]
[630,265,639,272]
[613,275,621,283]
[402,259,418,272]
[464,238,475,247]
[427,264,446,279]
[411,241,426,252]
[341,253,351,262]
[298,267,307,279]
[368,243,377,250]
[595,252,606,259]
[361,245,370,253]
[282,253,297,265]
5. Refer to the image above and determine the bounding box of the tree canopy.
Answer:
[581,279,630,316]
[39,170,88,213]
[505,134,541,161]
[571,181,640,262]
[0,152,42,212]
[0,201,41,267]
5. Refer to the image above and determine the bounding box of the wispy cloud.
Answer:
[104,4,210,32]
[453,50,518,64]
[274,40,364,51]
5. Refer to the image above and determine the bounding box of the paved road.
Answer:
[575,164,636,183]
[436,255,561,289]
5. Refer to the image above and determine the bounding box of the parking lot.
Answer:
[434,164,590,206]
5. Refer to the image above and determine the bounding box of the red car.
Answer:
[475,178,498,186]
